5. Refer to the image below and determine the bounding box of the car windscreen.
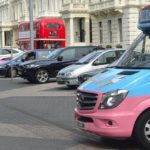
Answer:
[75,51,102,64]
[36,50,52,59]
[46,48,63,59]
[12,51,25,60]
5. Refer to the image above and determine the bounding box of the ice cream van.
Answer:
[75,5,150,150]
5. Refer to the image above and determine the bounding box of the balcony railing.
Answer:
[89,0,150,13]
[61,3,88,12]
[62,0,87,5]
[89,0,124,12]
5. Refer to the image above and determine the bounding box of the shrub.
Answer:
[116,44,122,48]
[106,45,112,48]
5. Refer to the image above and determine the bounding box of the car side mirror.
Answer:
[57,56,63,61]
[21,58,25,62]
[93,59,106,66]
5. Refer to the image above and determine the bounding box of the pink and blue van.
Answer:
[75,6,150,150]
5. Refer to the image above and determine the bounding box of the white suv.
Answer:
[0,48,22,60]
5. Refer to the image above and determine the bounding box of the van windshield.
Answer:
[75,51,102,64]
[115,33,150,69]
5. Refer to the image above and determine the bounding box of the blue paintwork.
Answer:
[78,68,150,97]
[138,23,150,32]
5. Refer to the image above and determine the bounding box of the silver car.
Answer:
[56,49,125,88]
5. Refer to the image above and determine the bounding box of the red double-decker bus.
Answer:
[18,18,66,50]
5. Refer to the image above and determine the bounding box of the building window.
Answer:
[108,20,112,43]
[99,22,103,44]
[118,18,123,42]
[90,19,92,43]
[79,18,85,42]
[5,31,12,46]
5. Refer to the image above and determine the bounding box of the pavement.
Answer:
[0,77,142,150]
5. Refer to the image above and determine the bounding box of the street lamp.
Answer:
[29,0,34,50]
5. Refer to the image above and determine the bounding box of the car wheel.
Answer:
[7,68,17,78]
[134,111,150,150]
[66,85,77,89]
[35,69,49,83]
[26,78,36,83]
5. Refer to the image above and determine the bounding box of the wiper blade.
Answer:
[74,62,83,64]
[110,66,150,69]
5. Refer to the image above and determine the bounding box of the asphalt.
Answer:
[0,77,143,150]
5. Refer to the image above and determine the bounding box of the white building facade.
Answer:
[89,0,150,49]
[0,0,149,49]
[0,0,62,48]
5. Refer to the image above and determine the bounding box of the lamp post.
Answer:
[29,0,34,50]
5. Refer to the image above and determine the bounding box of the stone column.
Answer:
[122,7,141,49]
[0,31,2,48]
[85,17,90,45]
[1,31,5,47]
[70,17,74,45]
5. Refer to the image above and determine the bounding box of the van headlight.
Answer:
[99,90,128,109]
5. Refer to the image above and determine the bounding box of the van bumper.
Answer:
[75,108,135,138]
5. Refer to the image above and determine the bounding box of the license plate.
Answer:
[77,121,84,129]
[57,77,62,81]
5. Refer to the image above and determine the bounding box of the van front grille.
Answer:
[76,91,98,110]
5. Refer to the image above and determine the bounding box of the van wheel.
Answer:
[35,69,49,83]
[7,68,17,77]
[134,111,150,150]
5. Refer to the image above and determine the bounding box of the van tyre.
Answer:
[134,111,150,150]
[35,69,49,83]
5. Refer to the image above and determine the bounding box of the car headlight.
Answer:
[99,89,128,109]
[65,72,72,77]
[26,64,39,68]
[0,65,7,68]
[83,75,90,81]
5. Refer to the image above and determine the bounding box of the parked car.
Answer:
[78,69,105,85]
[0,56,12,65]
[56,49,125,88]
[78,60,119,84]
[0,47,22,59]
[0,49,52,77]
[17,46,98,83]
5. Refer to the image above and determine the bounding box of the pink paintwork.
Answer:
[75,92,150,138]
[0,60,8,65]
[0,56,11,64]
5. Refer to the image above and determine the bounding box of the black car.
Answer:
[18,46,98,83]
[0,49,52,77]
